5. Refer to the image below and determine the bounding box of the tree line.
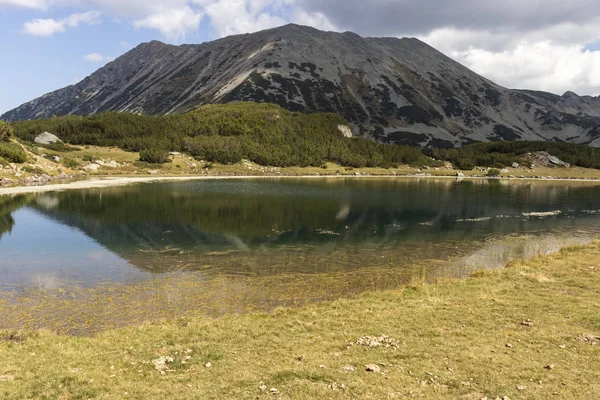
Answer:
[11,102,433,168]
[429,141,600,170]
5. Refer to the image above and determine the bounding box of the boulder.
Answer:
[83,163,100,171]
[548,155,571,168]
[34,132,62,145]
[338,124,353,138]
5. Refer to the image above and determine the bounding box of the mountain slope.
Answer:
[3,24,600,147]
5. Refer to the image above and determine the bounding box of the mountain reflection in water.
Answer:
[1,178,600,288]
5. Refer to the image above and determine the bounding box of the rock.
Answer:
[340,365,357,373]
[169,151,182,156]
[205,362,212,368]
[34,132,62,145]
[338,124,353,138]
[52,156,60,162]
[501,168,510,173]
[365,364,381,373]
[505,343,514,348]
[149,170,158,175]
[269,388,279,394]
[105,160,119,168]
[354,335,399,348]
[512,162,520,168]
[548,155,570,168]
[517,385,526,391]
[456,171,465,177]
[544,364,554,370]
[83,163,100,171]
[521,319,534,327]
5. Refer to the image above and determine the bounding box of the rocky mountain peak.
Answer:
[3,24,600,147]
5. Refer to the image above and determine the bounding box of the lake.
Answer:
[1,177,599,333]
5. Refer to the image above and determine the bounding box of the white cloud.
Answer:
[23,18,65,36]
[23,11,101,37]
[202,0,287,37]
[0,0,51,9]
[133,5,202,41]
[83,53,115,63]
[419,20,600,95]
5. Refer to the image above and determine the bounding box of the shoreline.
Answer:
[2,173,600,196]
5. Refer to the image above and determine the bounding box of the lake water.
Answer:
[1,177,600,333]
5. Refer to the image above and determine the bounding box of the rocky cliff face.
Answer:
[3,24,600,147]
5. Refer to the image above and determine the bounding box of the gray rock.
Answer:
[512,162,520,168]
[34,132,62,145]
[548,155,571,168]
[83,163,100,171]
[456,171,465,177]
[365,364,381,373]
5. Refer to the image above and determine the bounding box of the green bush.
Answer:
[62,158,80,168]
[0,121,13,142]
[486,168,501,177]
[0,142,28,163]
[139,148,170,164]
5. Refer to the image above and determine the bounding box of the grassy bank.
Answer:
[1,243,600,399]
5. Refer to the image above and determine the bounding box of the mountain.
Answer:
[3,24,600,147]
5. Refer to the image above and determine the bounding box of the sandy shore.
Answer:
[1,173,600,196]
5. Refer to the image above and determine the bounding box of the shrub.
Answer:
[0,142,28,163]
[139,148,170,164]
[63,158,80,168]
[486,168,501,177]
[0,121,13,142]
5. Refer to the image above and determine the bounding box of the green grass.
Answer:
[1,243,599,399]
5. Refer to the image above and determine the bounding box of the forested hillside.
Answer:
[11,103,429,168]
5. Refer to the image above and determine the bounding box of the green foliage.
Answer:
[62,158,80,168]
[22,165,46,174]
[486,168,501,177]
[43,142,79,152]
[430,141,600,170]
[11,103,432,168]
[139,148,170,164]
[0,142,28,163]
[0,120,13,142]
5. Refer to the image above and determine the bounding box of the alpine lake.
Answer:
[1,177,599,335]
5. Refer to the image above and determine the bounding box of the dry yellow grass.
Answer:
[1,243,599,399]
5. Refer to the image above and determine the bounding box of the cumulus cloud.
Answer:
[83,53,115,63]
[133,5,203,41]
[202,0,287,37]
[23,10,101,36]
[0,0,51,9]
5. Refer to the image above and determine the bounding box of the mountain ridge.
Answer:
[3,23,600,147]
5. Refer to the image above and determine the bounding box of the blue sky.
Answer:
[1,0,600,116]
